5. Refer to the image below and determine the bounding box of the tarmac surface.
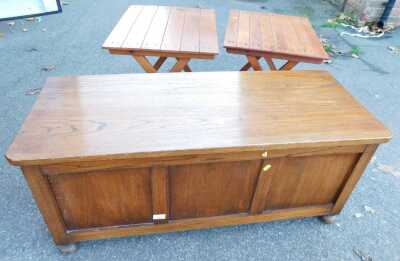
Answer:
[0,0,399,260]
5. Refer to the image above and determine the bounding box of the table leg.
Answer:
[183,65,192,72]
[132,55,194,73]
[153,57,167,70]
[246,56,263,71]
[174,58,192,72]
[133,55,157,73]
[132,55,170,73]
[240,57,260,71]
[279,61,298,71]
[170,58,191,72]
[240,63,251,71]
[264,57,298,71]
[264,57,277,71]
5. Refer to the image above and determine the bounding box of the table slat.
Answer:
[199,9,218,54]
[279,15,300,54]
[180,9,200,53]
[296,17,329,59]
[223,10,239,48]
[160,7,185,52]
[103,6,143,49]
[141,6,171,51]
[249,12,263,51]
[237,11,250,49]
[122,6,158,49]
[269,14,289,53]
[260,13,276,52]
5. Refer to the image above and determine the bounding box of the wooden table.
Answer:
[224,10,330,71]
[6,71,390,253]
[103,5,219,73]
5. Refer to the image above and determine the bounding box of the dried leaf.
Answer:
[338,13,347,20]
[27,47,39,52]
[25,88,41,96]
[376,163,400,177]
[388,46,400,55]
[41,65,56,72]
[351,47,362,57]
[364,206,376,214]
[353,248,373,261]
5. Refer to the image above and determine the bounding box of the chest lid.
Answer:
[6,71,391,166]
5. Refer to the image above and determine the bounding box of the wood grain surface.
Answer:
[169,160,261,219]
[48,168,153,229]
[224,10,329,61]
[265,153,360,210]
[103,5,218,56]
[6,71,390,166]
[67,204,333,242]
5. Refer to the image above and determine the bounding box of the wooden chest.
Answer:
[6,71,390,252]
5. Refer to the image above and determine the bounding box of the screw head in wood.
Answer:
[262,151,268,158]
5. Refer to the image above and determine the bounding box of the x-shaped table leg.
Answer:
[170,58,191,72]
[278,60,298,70]
[263,58,298,71]
[240,56,260,71]
[133,56,163,73]
[241,55,299,71]
[133,55,192,73]
[153,57,167,71]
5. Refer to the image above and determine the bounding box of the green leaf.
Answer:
[351,47,362,56]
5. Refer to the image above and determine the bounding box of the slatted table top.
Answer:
[224,10,329,62]
[6,71,390,166]
[102,5,219,56]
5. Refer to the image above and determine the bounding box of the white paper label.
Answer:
[153,214,166,220]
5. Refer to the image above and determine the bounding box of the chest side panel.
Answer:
[48,168,153,230]
[169,160,262,219]
[31,144,376,242]
[265,153,360,210]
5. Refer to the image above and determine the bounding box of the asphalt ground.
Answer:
[0,0,399,260]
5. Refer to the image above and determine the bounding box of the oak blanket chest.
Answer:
[6,71,391,252]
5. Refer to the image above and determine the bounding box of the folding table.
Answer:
[224,10,329,71]
[103,5,219,73]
